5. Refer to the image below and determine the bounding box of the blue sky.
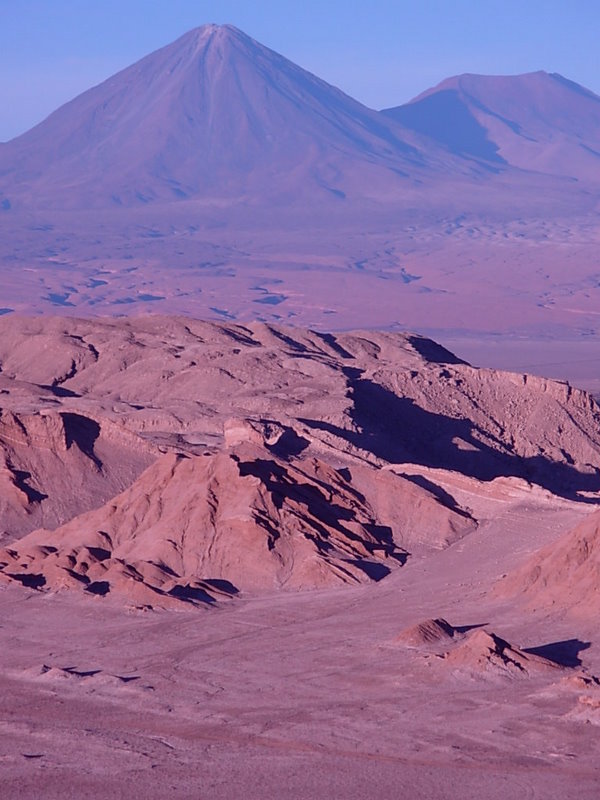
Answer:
[1,0,599,141]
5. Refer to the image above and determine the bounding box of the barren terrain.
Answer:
[2,23,600,798]
[0,317,599,797]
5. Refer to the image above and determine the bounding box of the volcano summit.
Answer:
[0,24,599,377]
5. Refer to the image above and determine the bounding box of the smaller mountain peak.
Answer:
[548,72,600,101]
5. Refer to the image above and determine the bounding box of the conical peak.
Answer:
[178,23,253,52]
[155,23,266,75]
[191,23,243,36]
[0,21,456,208]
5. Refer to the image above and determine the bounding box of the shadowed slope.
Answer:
[303,370,600,500]
[0,315,598,613]
[0,443,411,603]
[1,317,599,503]
[0,408,155,542]
[0,408,485,605]
[383,71,600,181]
[442,629,563,677]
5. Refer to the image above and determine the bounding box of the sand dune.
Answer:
[497,508,600,614]
[442,629,563,677]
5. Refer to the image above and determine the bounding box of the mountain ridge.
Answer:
[383,70,600,180]
[2,25,598,208]
[0,26,599,345]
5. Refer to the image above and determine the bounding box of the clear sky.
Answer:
[1,0,599,142]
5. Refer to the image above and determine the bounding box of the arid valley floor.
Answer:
[0,317,599,798]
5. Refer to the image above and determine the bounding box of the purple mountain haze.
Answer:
[0,25,471,210]
[383,71,600,182]
[0,24,599,378]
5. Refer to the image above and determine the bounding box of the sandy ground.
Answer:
[1,499,599,799]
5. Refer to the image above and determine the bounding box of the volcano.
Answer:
[1,28,600,345]
[0,24,457,210]
[383,71,600,182]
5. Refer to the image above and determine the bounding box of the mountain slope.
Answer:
[382,71,600,181]
[0,409,155,542]
[1,45,600,338]
[497,508,600,615]
[0,25,455,210]
[0,438,477,604]
[0,316,599,608]
[1,316,599,501]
